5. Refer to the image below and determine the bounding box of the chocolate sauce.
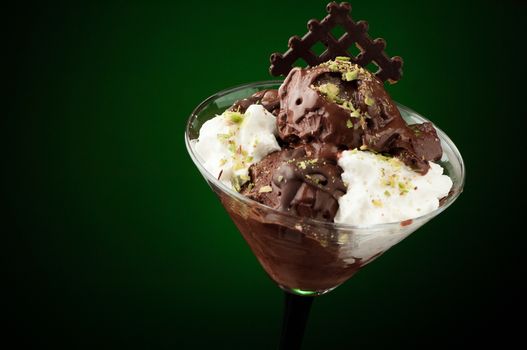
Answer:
[229,89,281,116]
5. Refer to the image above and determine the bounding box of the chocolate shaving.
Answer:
[269,2,403,83]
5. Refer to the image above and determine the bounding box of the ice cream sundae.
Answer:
[186,2,463,295]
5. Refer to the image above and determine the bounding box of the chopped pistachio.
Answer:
[217,133,232,142]
[237,145,248,157]
[307,175,321,185]
[344,70,358,81]
[224,111,244,124]
[359,144,368,150]
[219,158,227,166]
[342,101,354,111]
[246,156,254,163]
[258,185,273,193]
[231,177,241,192]
[327,61,339,71]
[389,157,401,169]
[359,116,366,129]
[350,109,361,118]
[246,183,254,191]
[384,190,391,197]
[336,56,351,61]
[371,199,383,207]
[386,174,397,188]
[377,154,392,162]
[297,161,307,169]
[306,158,318,165]
[398,181,410,195]
[346,119,354,128]
[228,141,236,153]
[316,83,340,102]
[232,161,244,171]
[364,96,374,106]
[277,175,284,182]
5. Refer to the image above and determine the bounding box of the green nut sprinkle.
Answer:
[344,70,358,81]
[316,83,340,102]
[224,111,244,124]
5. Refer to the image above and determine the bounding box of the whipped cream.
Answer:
[335,150,452,226]
[193,104,280,190]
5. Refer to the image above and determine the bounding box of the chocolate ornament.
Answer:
[270,2,403,84]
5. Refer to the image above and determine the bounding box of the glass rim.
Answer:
[185,80,466,231]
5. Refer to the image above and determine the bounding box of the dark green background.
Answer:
[5,0,524,348]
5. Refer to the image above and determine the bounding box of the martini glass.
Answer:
[185,81,465,349]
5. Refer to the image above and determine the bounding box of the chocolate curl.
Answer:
[269,2,403,83]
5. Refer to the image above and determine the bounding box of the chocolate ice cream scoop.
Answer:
[241,144,346,221]
[277,59,442,173]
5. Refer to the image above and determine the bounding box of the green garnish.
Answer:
[350,109,361,118]
[316,83,340,102]
[224,111,244,124]
[231,177,242,192]
[398,181,410,195]
[327,61,339,71]
[364,96,374,106]
[385,174,397,188]
[227,141,236,153]
[384,190,391,197]
[217,133,232,142]
[346,120,354,128]
[336,56,351,61]
[341,101,354,111]
[258,185,273,193]
[371,199,383,207]
[344,70,358,81]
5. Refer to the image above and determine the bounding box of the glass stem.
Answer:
[279,292,314,350]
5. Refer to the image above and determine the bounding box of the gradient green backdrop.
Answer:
[6,0,524,348]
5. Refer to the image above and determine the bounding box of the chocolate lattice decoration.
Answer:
[269,2,403,83]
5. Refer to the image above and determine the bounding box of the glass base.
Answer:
[279,284,339,297]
